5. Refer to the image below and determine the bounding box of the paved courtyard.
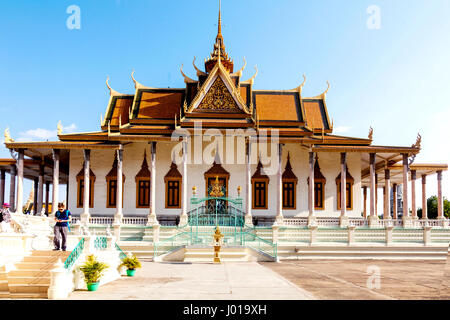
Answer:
[262,257,450,300]
[69,261,316,300]
[69,254,450,300]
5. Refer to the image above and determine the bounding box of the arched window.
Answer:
[105,157,125,208]
[76,164,95,208]
[282,153,298,210]
[164,162,182,208]
[307,155,326,210]
[336,166,354,210]
[135,151,150,208]
[252,161,269,209]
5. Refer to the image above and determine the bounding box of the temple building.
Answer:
[1,6,448,229]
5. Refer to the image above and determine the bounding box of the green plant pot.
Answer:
[87,282,100,291]
[126,269,136,277]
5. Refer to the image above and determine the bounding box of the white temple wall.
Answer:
[68,140,362,218]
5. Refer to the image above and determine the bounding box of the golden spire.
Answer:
[205,0,233,73]
[218,0,222,37]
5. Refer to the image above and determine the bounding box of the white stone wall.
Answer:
[68,141,362,218]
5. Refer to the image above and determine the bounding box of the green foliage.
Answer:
[79,255,109,284]
[444,198,450,219]
[417,196,450,219]
[120,254,142,270]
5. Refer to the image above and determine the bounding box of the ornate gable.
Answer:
[197,76,240,112]
[186,62,251,115]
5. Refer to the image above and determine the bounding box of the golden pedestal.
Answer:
[214,245,221,264]
[213,226,224,264]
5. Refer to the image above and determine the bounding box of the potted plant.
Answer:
[79,254,109,291]
[120,254,141,277]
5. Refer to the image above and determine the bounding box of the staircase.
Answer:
[157,245,276,262]
[2,250,70,299]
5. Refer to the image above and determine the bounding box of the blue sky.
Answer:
[0,0,449,205]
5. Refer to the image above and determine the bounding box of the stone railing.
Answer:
[283,218,308,226]
[89,217,114,225]
[122,217,148,225]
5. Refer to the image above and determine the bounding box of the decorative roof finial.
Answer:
[106,76,121,96]
[412,133,422,149]
[368,126,373,140]
[4,128,14,143]
[57,121,63,135]
[242,65,258,85]
[180,64,196,83]
[193,57,207,76]
[292,74,306,93]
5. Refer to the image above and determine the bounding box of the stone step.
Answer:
[29,251,71,258]
[8,292,47,299]
[22,255,68,263]
[8,270,51,278]
[14,262,57,271]
[0,280,8,291]
[7,277,51,285]
[8,284,49,294]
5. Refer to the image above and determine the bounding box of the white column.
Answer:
[384,169,391,220]
[51,149,60,217]
[16,149,24,214]
[245,141,253,225]
[437,170,444,220]
[147,142,159,225]
[275,143,283,224]
[393,183,398,219]
[0,170,5,207]
[80,149,90,224]
[363,186,367,218]
[114,147,123,225]
[402,153,411,227]
[37,163,44,215]
[340,153,349,227]
[308,151,316,226]
[421,174,427,220]
[178,140,188,226]
[411,170,417,220]
[9,165,16,212]
[368,153,378,227]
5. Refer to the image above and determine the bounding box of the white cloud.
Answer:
[17,123,77,142]
[333,126,351,134]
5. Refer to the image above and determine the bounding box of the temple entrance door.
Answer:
[206,176,227,215]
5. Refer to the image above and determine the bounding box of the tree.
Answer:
[417,196,450,219]
[445,198,450,218]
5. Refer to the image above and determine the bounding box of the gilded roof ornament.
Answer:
[4,128,14,143]
[412,133,422,149]
[368,126,373,140]
[193,57,207,76]
[292,74,306,93]
[310,81,330,100]
[131,70,154,90]
[231,57,247,77]
[242,65,258,85]
[180,64,197,84]
[57,121,63,135]
[106,76,121,96]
